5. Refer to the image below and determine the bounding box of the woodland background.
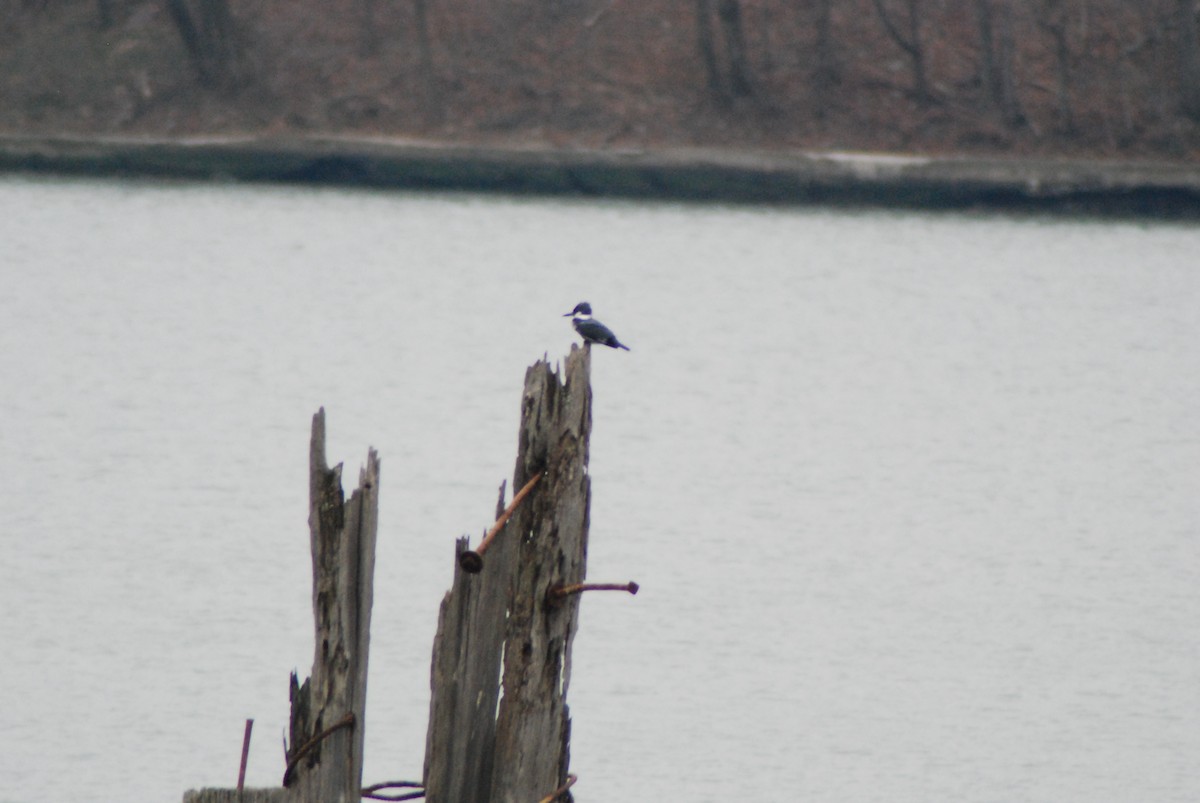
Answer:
[3,0,1200,159]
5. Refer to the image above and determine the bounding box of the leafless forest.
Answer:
[3,0,1199,158]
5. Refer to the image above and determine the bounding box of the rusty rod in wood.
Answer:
[537,773,578,803]
[458,472,542,574]
[547,581,639,605]
[237,718,253,791]
[281,711,356,787]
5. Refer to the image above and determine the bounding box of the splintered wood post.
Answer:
[284,407,380,803]
[490,344,592,803]
[423,483,515,803]
[423,345,593,803]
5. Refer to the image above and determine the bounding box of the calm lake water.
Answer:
[0,174,1197,803]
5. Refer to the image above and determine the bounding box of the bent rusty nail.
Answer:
[458,472,542,574]
[547,581,639,605]
[537,773,579,803]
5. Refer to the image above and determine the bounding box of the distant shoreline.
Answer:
[3,133,1199,216]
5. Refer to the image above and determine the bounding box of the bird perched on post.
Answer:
[563,302,630,351]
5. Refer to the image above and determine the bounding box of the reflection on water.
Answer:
[1,175,1198,802]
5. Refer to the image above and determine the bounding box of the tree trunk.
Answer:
[813,0,840,115]
[1179,0,1200,119]
[696,0,724,95]
[164,0,247,91]
[716,0,753,97]
[870,0,932,103]
[975,0,998,105]
[994,0,1025,127]
[1036,0,1074,132]
[415,0,433,76]
[973,0,1025,127]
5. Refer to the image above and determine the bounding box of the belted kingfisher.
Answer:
[564,302,630,350]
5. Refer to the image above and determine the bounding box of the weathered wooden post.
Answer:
[184,408,378,803]
[490,346,592,803]
[186,350,630,803]
[421,494,517,803]
[424,345,594,803]
[283,408,380,803]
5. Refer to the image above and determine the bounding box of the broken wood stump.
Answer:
[182,410,376,801]
[186,346,635,803]
[183,408,380,803]
[284,408,380,803]
[424,345,593,803]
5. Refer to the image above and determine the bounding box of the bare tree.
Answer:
[814,0,839,84]
[1178,0,1200,118]
[1033,0,1075,131]
[415,0,433,77]
[716,0,753,97]
[811,0,840,118]
[695,0,753,100]
[870,0,933,103]
[696,0,724,95]
[974,0,1026,127]
[164,0,248,91]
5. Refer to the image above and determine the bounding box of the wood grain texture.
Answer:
[424,346,593,803]
[285,408,380,803]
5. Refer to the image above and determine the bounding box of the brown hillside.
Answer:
[2,0,1199,160]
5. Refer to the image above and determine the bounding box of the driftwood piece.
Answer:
[285,408,380,803]
[423,346,593,803]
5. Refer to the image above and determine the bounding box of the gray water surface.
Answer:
[0,175,1197,802]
